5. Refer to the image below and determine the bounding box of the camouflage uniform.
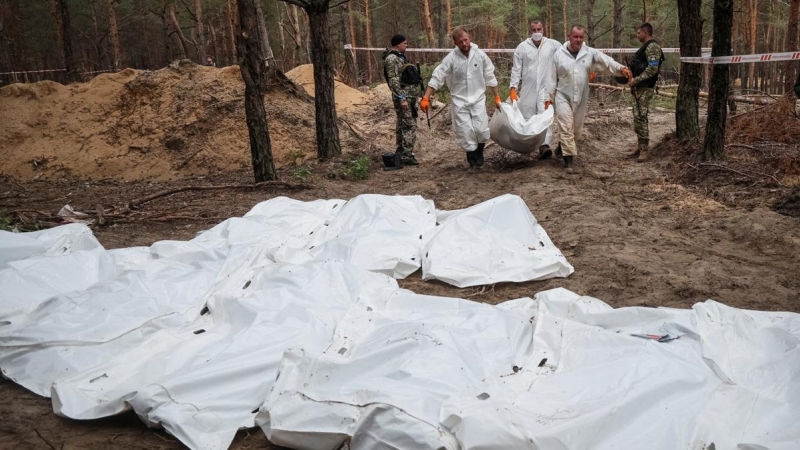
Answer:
[631,41,663,145]
[383,51,422,159]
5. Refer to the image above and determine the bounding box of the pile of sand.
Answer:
[285,64,368,111]
[0,61,320,181]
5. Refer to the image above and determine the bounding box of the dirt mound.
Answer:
[0,61,318,181]
[286,64,367,111]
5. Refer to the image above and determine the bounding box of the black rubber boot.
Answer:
[475,143,485,167]
[537,145,552,160]
[402,153,420,166]
[555,143,563,159]
[466,151,476,169]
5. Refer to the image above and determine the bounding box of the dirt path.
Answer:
[1,102,799,449]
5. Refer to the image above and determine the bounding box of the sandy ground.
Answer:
[1,75,799,449]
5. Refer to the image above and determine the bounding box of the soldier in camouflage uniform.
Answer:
[383,34,422,166]
[627,23,664,162]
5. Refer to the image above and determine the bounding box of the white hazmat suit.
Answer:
[546,42,627,156]
[428,43,498,152]
[510,36,560,146]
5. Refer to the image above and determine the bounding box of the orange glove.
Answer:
[495,96,502,109]
[589,71,596,83]
[420,97,430,113]
[509,88,519,102]
[545,100,552,110]
[621,67,633,81]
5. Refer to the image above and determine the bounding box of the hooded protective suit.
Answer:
[546,42,626,156]
[510,36,560,146]
[428,43,498,152]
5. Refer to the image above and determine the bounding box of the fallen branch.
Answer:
[339,118,366,140]
[429,103,449,121]
[725,143,756,150]
[125,181,313,211]
[690,162,783,187]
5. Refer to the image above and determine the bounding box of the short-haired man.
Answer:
[546,25,632,172]
[626,23,664,162]
[509,20,560,159]
[383,34,422,167]
[420,27,501,169]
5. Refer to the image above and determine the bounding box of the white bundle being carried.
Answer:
[489,101,554,154]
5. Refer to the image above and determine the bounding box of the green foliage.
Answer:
[287,148,306,166]
[347,155,370,181]
[291,166,312,183]
[0,209,44,232]
[420,63,451,105]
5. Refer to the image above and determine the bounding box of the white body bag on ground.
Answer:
[489,101,554,154]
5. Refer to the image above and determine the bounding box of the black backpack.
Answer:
[383,51,421,86]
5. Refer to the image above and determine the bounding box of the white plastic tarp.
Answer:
[422,194,573,287]
[6,195,796,450]
[489,101,554,154]
[440,289,800,450]
[257,292,537,450]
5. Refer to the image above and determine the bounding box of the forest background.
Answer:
[1,0,798,96]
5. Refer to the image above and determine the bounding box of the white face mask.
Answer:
[531,32,543,41]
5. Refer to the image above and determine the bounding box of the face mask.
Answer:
[531,32,543,41]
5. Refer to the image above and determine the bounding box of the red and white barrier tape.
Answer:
[345,44,798,64]
[680,51,800,64]
[0,68,67,75]
[344,44,710,54]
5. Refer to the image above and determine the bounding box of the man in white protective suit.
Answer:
[420,26,501,170]
[546,25,632,173]
[509,19,560,160]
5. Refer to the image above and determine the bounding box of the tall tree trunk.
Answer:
[169,4,190,59]
[785,0,799,93]
[195,0,207,62]
[228,0,238,65]
[159,6,173,66]
[254,0,276,66]
[134,0,153,68]
[612,0,623,48]
[747,0,756,90]
[585,0,595,46]
[290,5,302,66]
[676,0,703,140]
[421,0,435,47]
[341,4,359,86]
[210,22,220,65]
[364,0,373,82]
[107,0,122,70]
[547,0,552,40]
[236,0,277,182]
[49,0,65,68]
[445,0,451,40]
[703,0,734,161]
[562,0,567,40]
[306,5,342,158]
[56,0,75,81]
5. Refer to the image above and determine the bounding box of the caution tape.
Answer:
[344,44,712,55]
[0,68,67,75]
[344,44,799,65]
[680,51,800,64]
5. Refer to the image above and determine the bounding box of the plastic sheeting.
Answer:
[3,194,795,450]
[258,288,800,450]
[422,194,573,287]
[489,101,554,154]
[0,194,570,450]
